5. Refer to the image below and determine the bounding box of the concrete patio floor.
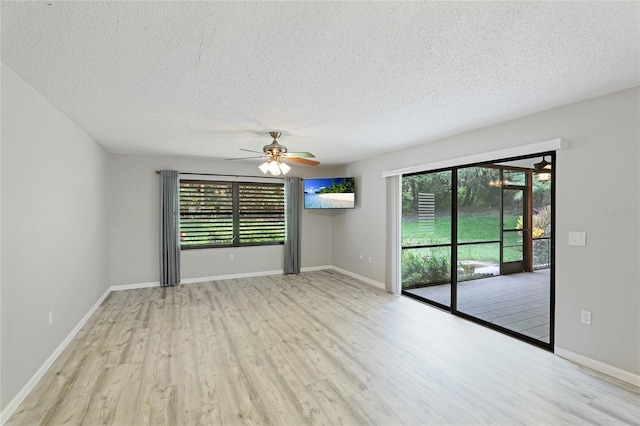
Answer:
[404,269,551,343]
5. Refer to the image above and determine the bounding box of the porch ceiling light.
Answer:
[533,157,552,183]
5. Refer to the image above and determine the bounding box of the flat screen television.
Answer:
[304,177,355,209]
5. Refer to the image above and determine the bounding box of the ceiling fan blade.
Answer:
[240,148,264,154]
[284,157,320,166]
[284,152,316,158]
[225,155,264,161]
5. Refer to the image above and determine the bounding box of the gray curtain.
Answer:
[160,170,180,286]
[284,177,301,274]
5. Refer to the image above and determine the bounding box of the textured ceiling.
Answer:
[1,1,638,167]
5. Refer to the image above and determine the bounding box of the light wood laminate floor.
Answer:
[8,270,640,425]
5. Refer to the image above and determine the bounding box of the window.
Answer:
[179,180,285,248]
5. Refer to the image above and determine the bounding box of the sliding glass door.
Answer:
[401,154,554,349]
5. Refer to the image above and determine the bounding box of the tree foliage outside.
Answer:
[402,172,452,214]
[511,174,552,207]
[403,167,551,217]
[457,167,501,209]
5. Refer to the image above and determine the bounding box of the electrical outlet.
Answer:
[48,310,53,325]
[229,254,234,261]
[359,255,363,262]
[581,310,592,325]
[368,256,372,264]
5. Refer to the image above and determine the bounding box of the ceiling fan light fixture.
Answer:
[258,161,270,174]
[268,160,281,176]
[259,154,291,176]
[279,161,291,175]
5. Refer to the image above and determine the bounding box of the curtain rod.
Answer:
[154,170,285,180]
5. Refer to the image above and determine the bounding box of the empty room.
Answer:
[1,1,639,425]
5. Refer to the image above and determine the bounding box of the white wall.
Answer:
[332,87,640,376]
[330,167,387,282]
[109,154,334,286]
[0,63,111,410]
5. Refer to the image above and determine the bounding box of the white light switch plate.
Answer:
[569,231,586,246]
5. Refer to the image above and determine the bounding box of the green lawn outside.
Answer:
[402,212,521,264]
[403,212,501,244]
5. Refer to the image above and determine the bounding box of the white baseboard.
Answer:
[177,266,387,291]
[180,269,284,284]
[1,286,111,425]
[301,265,333,272]
[555,346,640,387]
[180,265,388,290]
[330,266,386,290]
[112,269,286,290]
[110,281,160,291]
[109,266,381,290]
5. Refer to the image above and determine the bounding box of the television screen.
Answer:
[304,177,356,209]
